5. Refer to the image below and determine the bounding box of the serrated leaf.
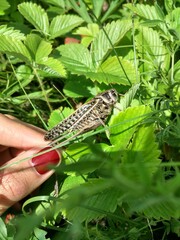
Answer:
[166,8,180,37]
[58,43,94,72]
[68,0,92,23]
[129,174,180,219]
[0,35,31,62]
[59,177,120,222]
[75,23,99,36]
[135,26,170,72]
[109,105,151,150]
[0,25,25,40]
[126,125,161,172]
[92,20,132,67]
[94,56,138,85]
[66,186,120,222]
[92,0,104,19]
[120,83,140,110]
[59,44,136,85]
[24,34,52,62]
[38,57,66,77]
[18,2,49,35]
[50,14,84,39]
[125,3,169,36]
[35,41,52,62]
[64,77,95,98]
[74,23,99,47]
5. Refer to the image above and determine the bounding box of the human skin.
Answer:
[0,114,61,215]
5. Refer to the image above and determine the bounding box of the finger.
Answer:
[0,147,61,215]
[0,114,46,149]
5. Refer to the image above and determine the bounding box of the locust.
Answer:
[44,89,118,145]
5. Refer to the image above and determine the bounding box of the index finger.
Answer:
[0,114,46,149]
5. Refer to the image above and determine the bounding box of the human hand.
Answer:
[0,114,61,215]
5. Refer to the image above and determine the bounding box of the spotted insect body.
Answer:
[44,89,118,142]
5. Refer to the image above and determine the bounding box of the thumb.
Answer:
[0,147,61,215]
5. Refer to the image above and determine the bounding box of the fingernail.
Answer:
[31,147,61,175]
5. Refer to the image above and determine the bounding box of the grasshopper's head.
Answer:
[99,89,118,105]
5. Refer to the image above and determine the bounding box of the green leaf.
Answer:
[0,218,7,240]
[120,83,140,110]
[60,177,120,222]
[91,0,104,19]
[58,43,94,72]
[64,76,96,98]
[101,0,122,23]
[170,60,180,83]
[0,0,10,15]
[166,8,180,38]
[74,23,99,47]
[66,186,120,222]
[49,14,84,39]
[125,3,169,36]
[130,174,180,219]
[59,44,135,85]
[24,34,52,62]
[64,143,92,163]
[0,25,25,40]
[68,0,93,23]
[33,228,48,240]
[165,0,174,12]
[0,35,31,62]
[92,20,132,67]
[135,26,170,72]
[44,0,66,8]
[60,175,86,197]
[109,105,151,150]
[94,56,138,85]
[38,57,66,77]
[18,2,49,35]
[125,124,161,174]
[171,219,180,237]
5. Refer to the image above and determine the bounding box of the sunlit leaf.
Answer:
[50,14,84,39]
[24,34,52,62]
[38,57,66,77]
[58,43,94,72]
[18,2,49,35]
[135,26,170,72]
[0,35,31,62]
[109,105,151,149]
[0,25,25,40]
[92,20,132,67]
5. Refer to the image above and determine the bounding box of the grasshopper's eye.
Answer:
[106,89,118,104]
[110,89,118,102]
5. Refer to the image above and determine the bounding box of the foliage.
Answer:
[0,0,180,239]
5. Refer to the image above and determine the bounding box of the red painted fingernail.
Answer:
[31,147,61,175]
